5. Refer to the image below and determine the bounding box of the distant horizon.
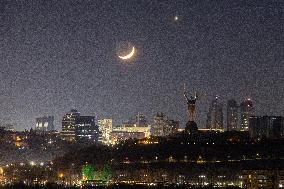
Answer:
[2,95,282,132]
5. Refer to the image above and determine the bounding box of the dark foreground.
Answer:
[0,183,241,189]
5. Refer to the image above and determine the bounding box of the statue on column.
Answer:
[184,90,198,122]
[183,84,199,135]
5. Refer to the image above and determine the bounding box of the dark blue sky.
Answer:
[0,0,283,130]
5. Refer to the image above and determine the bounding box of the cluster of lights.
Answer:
[137,139,159,145]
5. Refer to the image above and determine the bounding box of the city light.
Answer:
[0,1,282,188]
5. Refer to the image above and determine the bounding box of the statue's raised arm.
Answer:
[194,91,198,100]
[184,91,190,102]
[183,83,190,102]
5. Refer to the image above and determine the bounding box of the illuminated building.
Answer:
[98,119,113,144]
[242,169,284,189]
[240,98,254,131]
[61,109,80,141]
[108,113,151,144]
[152,113,166,136]
[110,131,146,144]
[0,124,15,132]
[12,133,28,148]
[113,124,151,137]
[227,99,239,131]
[198,128,224,132]
[151,113,179,136]
[110,123,151,144]
[206,97,224,130]
[61,109,99,142]
[75,116,99,142]
[35,116,55,132]
[0,167,4,184]
[167,119,179,134]
[249,116,284,139]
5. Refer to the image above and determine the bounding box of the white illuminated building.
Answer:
[35,116,54,132]
[113,123,151,138]
[109,123,151,144]
[98,119,113,144]
[108,113,151,144]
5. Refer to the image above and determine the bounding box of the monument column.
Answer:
[184,87,199,135]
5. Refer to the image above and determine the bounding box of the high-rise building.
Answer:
[1,124,15,132]
[206,97,224,130]
[167,119,179,134]
[242,169,284,189]
[240,98,254,131]
[35,116,54,132]
[227,99,239,131]
[61,109,80,141]
[152,113,167,136]
[151,113,179,136]
[75,116,99,142]
[128,113,147,126]
[249,116,284,140]
[98,119,113,144]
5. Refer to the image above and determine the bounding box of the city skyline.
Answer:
[0,0,283,130]
[0,1,283,188]
[0,100,274,134]
[1,95,279,131]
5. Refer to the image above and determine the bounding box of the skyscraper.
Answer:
[152,113,167,136]
[75,116,99,142]
[206,97,224,130]
[128,113,147,126]
[35,116,55,132]
[98,119,113,144]
[61,109,80,141]
[249,116,284,139]
[167,119,179,135]
[227,99,239,131]
[240,98,254,131]
[151,113,179,136]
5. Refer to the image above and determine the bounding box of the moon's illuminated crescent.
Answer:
[118,46,135,60]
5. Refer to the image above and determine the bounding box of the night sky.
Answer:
[0,0,283,130]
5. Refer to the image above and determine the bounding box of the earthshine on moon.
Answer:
[118,46,135,60]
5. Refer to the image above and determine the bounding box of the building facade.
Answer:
[227,99,239,131]
[35,116,54,132]
[75,116,99,142]
[151,113,179,136]
[242,169,284,189]
[128,113,147,126]
[249,116,284,139]
[61,109,81,141]
[110,123,151,144]
[167,119,179,135]
[206,97,224,130]
[98,118,113,144]
[108,113,151,144]
[240,99,254,131]
[110,131,146,144]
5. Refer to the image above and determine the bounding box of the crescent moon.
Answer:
[118,46,135,60]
